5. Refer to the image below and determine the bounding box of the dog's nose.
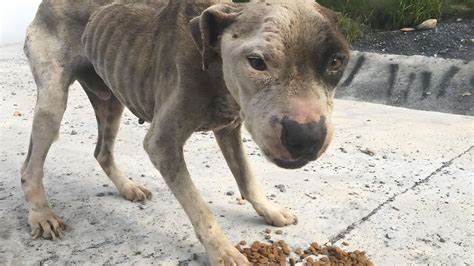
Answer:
[281,117,327,159]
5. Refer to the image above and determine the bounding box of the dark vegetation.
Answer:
[233,0,474,43]
[318,0,474,42]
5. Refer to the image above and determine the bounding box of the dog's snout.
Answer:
[281,117,327,159]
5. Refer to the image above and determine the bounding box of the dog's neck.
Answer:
[195,59,241,132]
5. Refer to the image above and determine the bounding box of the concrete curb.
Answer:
[336,51,474,116]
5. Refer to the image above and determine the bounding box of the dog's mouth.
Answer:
[262,149,312,169]
[271,157,310,169]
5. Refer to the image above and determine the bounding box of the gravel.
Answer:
[352,20,474,61]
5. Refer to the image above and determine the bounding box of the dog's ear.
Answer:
[190,3,243,70]
[314,3,342,26]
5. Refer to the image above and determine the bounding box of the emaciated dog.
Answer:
[22,0,349,264]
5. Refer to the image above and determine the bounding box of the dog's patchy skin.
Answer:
[22,0,349,264]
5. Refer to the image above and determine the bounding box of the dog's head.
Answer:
[191,0,350,169]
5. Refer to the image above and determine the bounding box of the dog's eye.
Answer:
[247,56,267,71]
[329,57,343,71]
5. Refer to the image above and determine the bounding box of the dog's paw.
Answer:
[29,207,66,240]
[259,206,298,227]
[119,181,152,202]
[208,245,250,266]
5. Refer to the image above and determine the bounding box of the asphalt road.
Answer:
[353,19,474,61]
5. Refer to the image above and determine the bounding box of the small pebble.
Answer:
[360,148,375,156]
[275,184,286,192]
[400,27,416,32]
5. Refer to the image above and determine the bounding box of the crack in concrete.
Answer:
[329,145,473,244]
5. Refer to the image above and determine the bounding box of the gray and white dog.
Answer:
[22,0,349,264]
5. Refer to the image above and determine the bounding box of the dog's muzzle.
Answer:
[280,116,327,162]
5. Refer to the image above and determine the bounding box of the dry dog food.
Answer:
[236,239,373,265]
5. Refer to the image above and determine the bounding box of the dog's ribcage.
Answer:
[83,3,178,122]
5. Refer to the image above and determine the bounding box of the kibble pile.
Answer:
[236,238,373,265]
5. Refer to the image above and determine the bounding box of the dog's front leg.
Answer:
[144,119,249,265]
[214,124,298,227]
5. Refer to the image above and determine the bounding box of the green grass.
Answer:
[319,0,443,29]
[443,0,474,18]
[336,16,366,44]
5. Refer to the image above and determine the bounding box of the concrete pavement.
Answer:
[0,44,473,265]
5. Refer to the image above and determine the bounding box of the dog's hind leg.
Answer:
[21,35,71,240]
[214,124,298,227]
[79,74,152,202]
